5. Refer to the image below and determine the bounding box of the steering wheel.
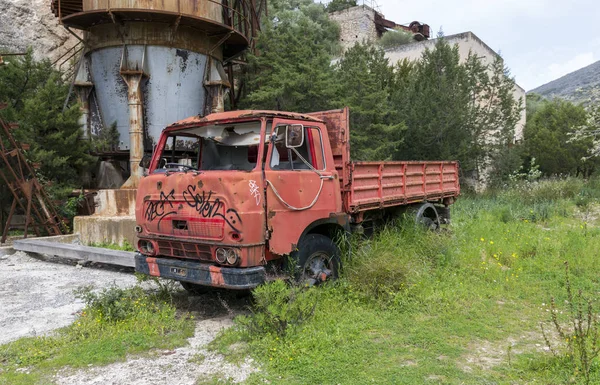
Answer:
[164,163,197,171]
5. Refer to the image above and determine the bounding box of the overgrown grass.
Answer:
[0,283,194,385]
[89,240,136,252]
[213,177,600,384]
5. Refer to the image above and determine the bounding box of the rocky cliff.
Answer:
[0,0,79,65]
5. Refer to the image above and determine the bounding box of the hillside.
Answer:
[0,0,78,64]
[529,60,600,106]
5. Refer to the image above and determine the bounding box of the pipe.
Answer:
[120,72,144,189]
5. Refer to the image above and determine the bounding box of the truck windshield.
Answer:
[153,121,263,172]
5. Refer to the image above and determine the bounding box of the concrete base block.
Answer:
[93,189,137,216]
[74,216,137,247]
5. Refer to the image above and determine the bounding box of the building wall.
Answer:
[329,5,380,51]
[385,32,526,141]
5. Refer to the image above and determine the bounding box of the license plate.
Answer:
[170,267,187,277]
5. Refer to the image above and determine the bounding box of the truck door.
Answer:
[264,119,341,256]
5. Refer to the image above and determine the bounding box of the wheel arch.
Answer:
[295,214,350,249]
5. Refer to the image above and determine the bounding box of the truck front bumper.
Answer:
[135,253,266,290]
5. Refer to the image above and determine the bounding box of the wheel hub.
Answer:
[303,252,333,285]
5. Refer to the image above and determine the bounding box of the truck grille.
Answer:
[157,240,212,260]
[187,218,224,239]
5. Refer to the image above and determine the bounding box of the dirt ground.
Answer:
[0,251,257,384]
[0,251,138,345]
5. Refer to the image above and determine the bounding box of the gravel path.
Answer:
[0,251,257,384]
[0,251,137,344]
[54,317,257,385]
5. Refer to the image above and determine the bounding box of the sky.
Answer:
[374,0,600,91]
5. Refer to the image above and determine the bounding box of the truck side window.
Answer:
[270,126,325,171]
[308,127,325,170]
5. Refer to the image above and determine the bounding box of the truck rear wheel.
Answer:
[292,234,340,286]
[413,203,440,231]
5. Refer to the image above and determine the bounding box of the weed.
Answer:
[188,352,206,364]
[89,241,136,252]
[135,273,180,303]
[237,280,318,337]
[196,374,235,385]
[541,261,600,384]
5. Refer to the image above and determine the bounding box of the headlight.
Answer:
[215,248,227,263]
[226,249,239,265]
[215,247,239,265]
[137,240,156,256]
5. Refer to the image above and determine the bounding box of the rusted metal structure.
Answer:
[133,107,459,290]
[51,0,265,188]
[0,104,67,243]
[373,13,430,41]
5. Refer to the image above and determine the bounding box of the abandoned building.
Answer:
[328,3,527,142]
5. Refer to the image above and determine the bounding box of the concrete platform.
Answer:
[13,237,135,267]
[73,215,137,247]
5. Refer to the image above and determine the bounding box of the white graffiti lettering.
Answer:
[249,180,261,206]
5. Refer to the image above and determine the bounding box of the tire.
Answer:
[291,234,341,286]
[414,203,440,231]
[180,281,211,295]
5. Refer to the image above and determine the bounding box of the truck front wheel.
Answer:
[292,234,341,286]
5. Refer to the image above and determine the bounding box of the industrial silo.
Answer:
[51,0,263,188]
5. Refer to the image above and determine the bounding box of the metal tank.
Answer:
[51,0,263,188]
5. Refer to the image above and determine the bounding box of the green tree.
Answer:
[393,36,523,185]
[334,43,405,160]
[16,73,96,184]
[524,98,592,176]
[0,52,95,191]
[463,55,523,185]
[393,37,472,164]
[379,29,414,49]
[0,51,54,121]
[241,1,340,112]
[325,0,357,13]
[569,104,600,163]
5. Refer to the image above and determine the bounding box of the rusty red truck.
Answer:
[134,107,459,291]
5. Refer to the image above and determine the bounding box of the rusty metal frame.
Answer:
[0,104,67,243]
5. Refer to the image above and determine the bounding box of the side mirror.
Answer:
[139,153,152,168]
[285,124,304,148]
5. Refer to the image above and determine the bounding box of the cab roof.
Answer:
[166,110,324,131]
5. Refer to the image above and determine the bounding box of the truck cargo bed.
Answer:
[308,108,460,214]
[344,161,459,213]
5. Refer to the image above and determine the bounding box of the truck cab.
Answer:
[134,110,347,290]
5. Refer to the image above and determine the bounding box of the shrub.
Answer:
[379,29,414,49]
[75,285,162,324]
[238,281,318,337]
